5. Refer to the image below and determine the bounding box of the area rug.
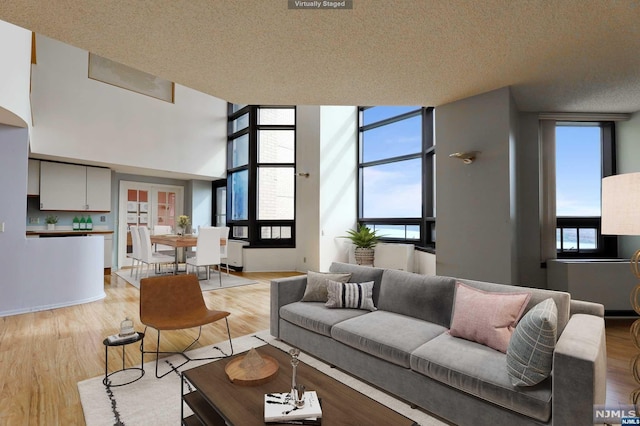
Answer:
[114,268,258,291]
[78,330,446,426]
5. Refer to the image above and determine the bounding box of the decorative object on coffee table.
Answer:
[342,224,380,266]
[225,347,279,386]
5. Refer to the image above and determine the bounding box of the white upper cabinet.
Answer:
[86,167,112,211]
[39,161,111,211]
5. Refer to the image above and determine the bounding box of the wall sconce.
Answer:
[449,151,480,164]
[296,172,310,178]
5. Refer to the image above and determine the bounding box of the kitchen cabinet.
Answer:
[39,162,111,211]
[27,159,40,196]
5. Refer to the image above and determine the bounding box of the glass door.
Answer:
[118,181,184,269]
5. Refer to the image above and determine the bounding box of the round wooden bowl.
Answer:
[225,355,279,386]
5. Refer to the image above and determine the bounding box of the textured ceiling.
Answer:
[2,1,640,113]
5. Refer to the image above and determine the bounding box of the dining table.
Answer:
[150,234,226,275]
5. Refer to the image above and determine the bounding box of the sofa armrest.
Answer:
[552,314,606,425]
[270,275,308,338]
[570,299,604,317]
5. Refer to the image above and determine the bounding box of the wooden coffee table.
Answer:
[181,344,417,425]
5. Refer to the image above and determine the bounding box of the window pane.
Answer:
[556,125,602,217]
[363,106,421,126]
[232,134,249,167]
[231,103,247,113]
[233,226,248,238]
[232,113,249,133]
[556,228,562,250]
[281,226,292,238]
[367,224,420,240]
[231,170,248,220]
[362,115,422,163]
[258,167,295,220]
[361,158,422,218]
[579,228,597,249]
[258,108,295,125]
[258,130,294,163]
[562,228,578,251]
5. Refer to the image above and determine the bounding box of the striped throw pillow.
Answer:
[506,298,558,386]
[325,280,376,311]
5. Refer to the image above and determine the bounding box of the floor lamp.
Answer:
[602,172,640,406]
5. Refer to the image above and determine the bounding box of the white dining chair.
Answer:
[128,225,141,278]
[186,227,222,285]
[219,226,230,275]
[152,225,174,255]
[138,226,176,278]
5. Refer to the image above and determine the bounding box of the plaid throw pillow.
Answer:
[507,298,558,386]
[325,280,376,311]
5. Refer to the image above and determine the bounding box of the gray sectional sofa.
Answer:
[270,262,607,426]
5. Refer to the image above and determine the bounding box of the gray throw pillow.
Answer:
[506,298,558,386]
[325,280,376,311]
[301,271,351,302]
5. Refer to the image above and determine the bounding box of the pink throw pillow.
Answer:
[449,282,531,353]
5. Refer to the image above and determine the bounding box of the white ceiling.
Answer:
[2,1,640,114]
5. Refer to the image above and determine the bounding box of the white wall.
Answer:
[191,180,213,230]
[0,124,105,317]
[435,87,517,284]
[30,35,227,179]
[318,106,358,271]
[294,106,357,272]
[0,21,31,127]
[516,112,547,288]
[547,260,637,311]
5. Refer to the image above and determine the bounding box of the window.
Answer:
[358,106,435,248]
[227,105,296,247]
[555,122,616,257]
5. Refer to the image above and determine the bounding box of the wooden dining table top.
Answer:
[150,234,226,248]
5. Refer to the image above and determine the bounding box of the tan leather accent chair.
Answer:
[140,274,233,378]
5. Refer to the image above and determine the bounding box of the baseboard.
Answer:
[605,310,640,317]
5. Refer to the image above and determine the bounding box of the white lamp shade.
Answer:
[602,172,640,236]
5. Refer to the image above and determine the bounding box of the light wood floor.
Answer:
[0,270,636,425]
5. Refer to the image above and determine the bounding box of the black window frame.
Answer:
[357,106,435,250]
[226,104,296,248]
[556,121,617,258]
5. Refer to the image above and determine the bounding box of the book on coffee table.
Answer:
[264,391,322,424]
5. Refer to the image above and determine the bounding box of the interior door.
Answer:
[118,181,184,269]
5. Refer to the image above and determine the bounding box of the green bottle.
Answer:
[79,215,86,230]
[86,215,93,231]
[73,216,80,231]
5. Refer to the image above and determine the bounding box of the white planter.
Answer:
[47,223,56,231]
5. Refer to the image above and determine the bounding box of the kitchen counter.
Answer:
[26,230,113,236]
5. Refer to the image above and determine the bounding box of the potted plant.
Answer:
[45,214,59,231]
[343,224,380,266]
[177,215,190,235]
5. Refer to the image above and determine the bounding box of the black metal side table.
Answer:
[102,332,145,387]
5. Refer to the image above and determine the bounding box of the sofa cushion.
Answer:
[449,282,531,353]
[280,302,368,337]
[329,262,385,305]
[377,269,456,328]
[331,311,447,368]
[325,280,376,311]
[457,277,571,335]
[301,271,352,302]
[507,298,558,386]
[411,333,552,422]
